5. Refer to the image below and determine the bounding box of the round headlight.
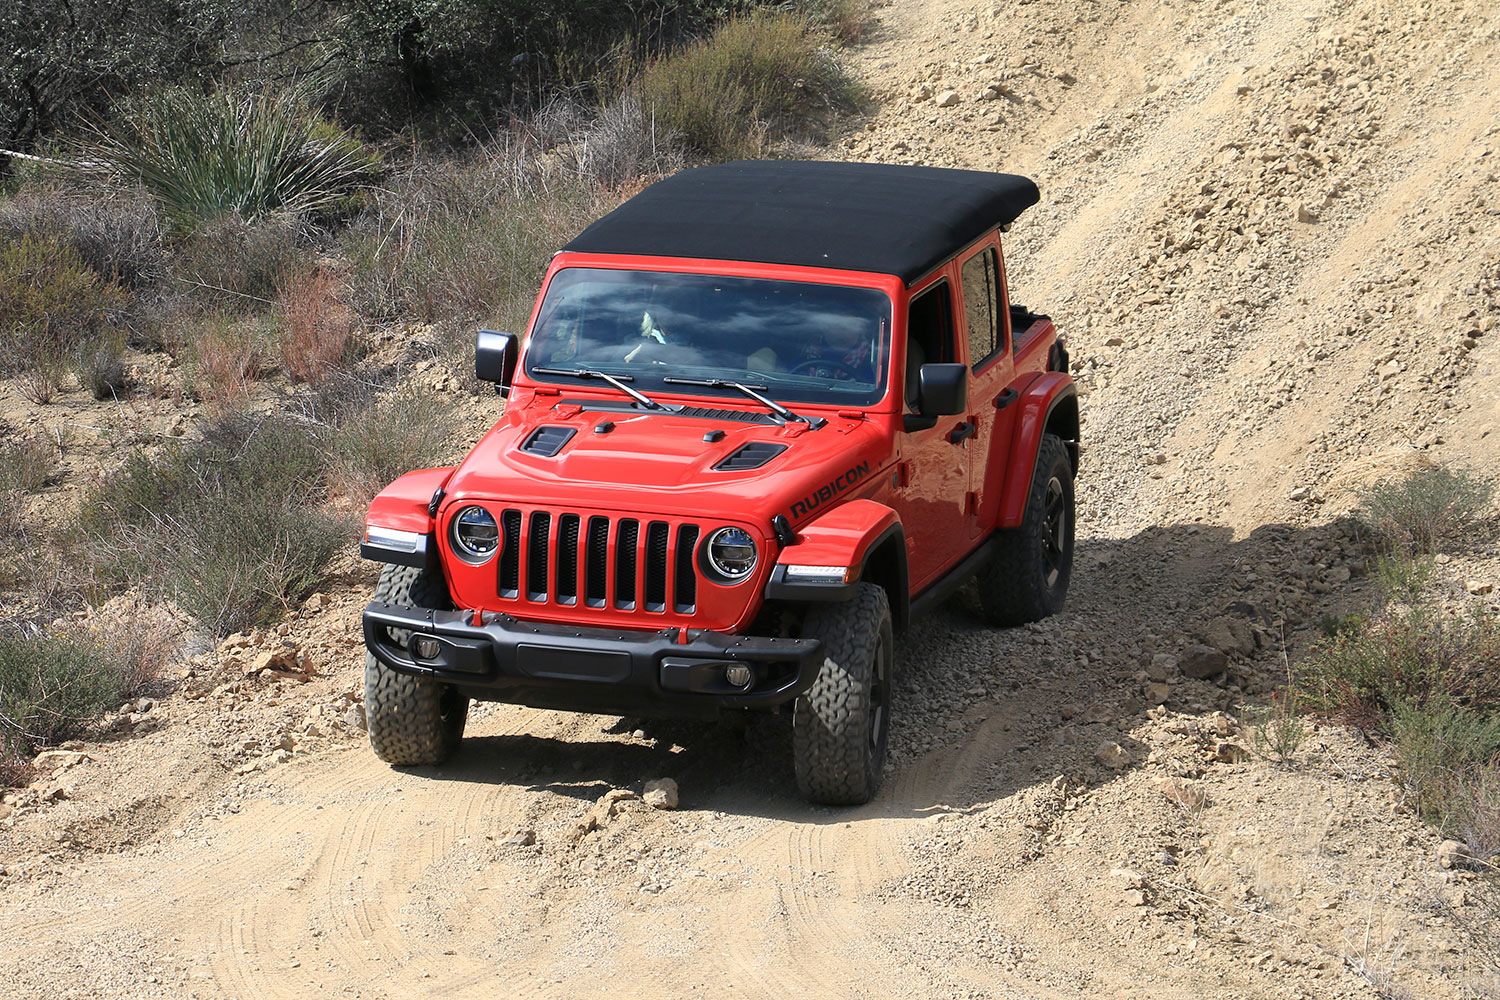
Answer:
[451,506,500,563]
[706,526,757,580]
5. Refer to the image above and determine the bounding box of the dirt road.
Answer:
[4,0,1500,996]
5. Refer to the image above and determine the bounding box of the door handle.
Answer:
[948,421,976,445]
[995,388,1019,410]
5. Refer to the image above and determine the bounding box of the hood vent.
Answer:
[520,426,577,458]
[713,441,788,471]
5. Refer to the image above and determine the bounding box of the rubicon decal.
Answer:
[789,461,871,521]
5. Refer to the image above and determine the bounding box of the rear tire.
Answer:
[977,432,1075,626]
[978,431,1074,626]
[364,564,469,766]
[793,583,893,806]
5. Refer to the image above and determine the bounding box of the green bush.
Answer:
[1297,608,1500,848]
[0,620,165,785]
[343,155,598,323]
[1357,464,1493,554]
[80,412,348,636]
[1391,696,1500,832]
[1296,610,1500,726]
[80,86,377,232]
[637,10,861,160]
[0,233,129,402]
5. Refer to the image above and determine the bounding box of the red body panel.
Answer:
[772,499,900,572]
[365,467,453,534]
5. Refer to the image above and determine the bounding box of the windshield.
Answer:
[525,268,892,406]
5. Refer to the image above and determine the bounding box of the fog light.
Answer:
[413,637,441,660]
[724,664,753,689]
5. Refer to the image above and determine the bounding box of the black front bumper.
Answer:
[362,602,824,719]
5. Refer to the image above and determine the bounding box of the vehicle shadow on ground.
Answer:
[405,516,1367,823]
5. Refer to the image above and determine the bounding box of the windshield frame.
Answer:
[519,258,900,411]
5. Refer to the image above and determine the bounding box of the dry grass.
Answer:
[277,267,357,383]
[179,312,276,403]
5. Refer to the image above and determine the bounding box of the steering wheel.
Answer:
[790,358,858,380]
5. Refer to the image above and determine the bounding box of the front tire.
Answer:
[793,583,893,806]
[364,564,469,766]
[977,432,1075,626]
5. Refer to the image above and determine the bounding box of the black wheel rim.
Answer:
[1041,476,1068,589]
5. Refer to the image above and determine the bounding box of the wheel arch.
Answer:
[763,499,910,632]
[994,376,1078,529]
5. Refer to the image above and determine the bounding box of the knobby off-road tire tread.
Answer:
[365,564,469,766]
[978,432,1075,627]
[793,582,892,806]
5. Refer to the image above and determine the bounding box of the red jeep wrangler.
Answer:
[360,161,1078,805]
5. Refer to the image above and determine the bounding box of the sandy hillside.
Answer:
[3,0,1499,998]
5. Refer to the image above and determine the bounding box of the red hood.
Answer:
[442,394,891,526]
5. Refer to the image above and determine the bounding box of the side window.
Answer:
[960,246,1000,369]
[905,281,955,410]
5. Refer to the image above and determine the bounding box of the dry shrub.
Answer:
[343,151,598,324]
[0,436,57,542]
[278,267,357,382]
[79,411,349,636]
[327,388,458,502]
[0,614,172,785]
[1358,464,1494,555]
[800,0,873,43]
[0,232,129,402]
[537,93,684,189]
[636,10,861,161]
[0,182,164,288]
[77,338,131,400]
[166,212,301,309]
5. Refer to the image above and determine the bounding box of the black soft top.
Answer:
[561,160,1040,285]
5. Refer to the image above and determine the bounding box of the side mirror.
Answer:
[476,330,517,396]
[917,363,967,416]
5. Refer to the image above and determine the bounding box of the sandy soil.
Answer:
[3,0,1500,997]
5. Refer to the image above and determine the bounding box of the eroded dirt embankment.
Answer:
[4,0,1500,997]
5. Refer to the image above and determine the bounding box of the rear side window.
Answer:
[960,246,1000,369]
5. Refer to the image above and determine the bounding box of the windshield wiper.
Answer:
[661,377,825,428]
[533,366,663,410]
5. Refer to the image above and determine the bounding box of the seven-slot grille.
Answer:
[494,508,702,614]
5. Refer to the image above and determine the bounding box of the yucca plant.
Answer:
[80,86,376,231]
